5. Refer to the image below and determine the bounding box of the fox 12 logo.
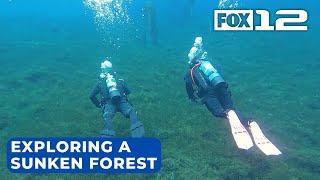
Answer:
[213,10,308,31]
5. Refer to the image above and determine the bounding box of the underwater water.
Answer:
[1,0,320,179]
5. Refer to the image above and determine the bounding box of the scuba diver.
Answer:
[185,37,282,155]
[90,60,145,138]
[185,37,235,119]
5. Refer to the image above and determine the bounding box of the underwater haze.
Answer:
[1,0,320,179]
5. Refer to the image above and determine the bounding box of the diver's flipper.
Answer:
[100,129,116,138]
[227,110,254,150]
[130,122,145,138]
[249,121,282,156]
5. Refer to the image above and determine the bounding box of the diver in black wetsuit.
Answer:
[185,37,246,123]
[184,40,283,154]
[90,60,145,137]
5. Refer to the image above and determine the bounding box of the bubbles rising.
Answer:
[84,0,132,25]
[83,0,134,49]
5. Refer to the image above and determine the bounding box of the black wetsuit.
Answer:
[90,78,141,137]
[185,64,234,118]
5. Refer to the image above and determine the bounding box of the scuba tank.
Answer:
[198,61,225,87]
[105,73,121,103]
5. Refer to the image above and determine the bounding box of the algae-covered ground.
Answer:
[1,2,320,180]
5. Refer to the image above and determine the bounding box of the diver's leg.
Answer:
[119,99,145,137]
[101,103,117,137]
[204,96,226,118]
[235,110,250,127]
[216,84,234,110]
[217,85,249,126]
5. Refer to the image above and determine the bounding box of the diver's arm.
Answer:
[89,82,101,108]
[185,73,196,101]
[119,79,131,96]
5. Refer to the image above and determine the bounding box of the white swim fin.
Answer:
[249,121,282,156]
[227,110,254,150]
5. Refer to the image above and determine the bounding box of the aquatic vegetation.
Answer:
[0,115,9,131]
[307,100,320,110]
[16,101,29,109]
[33,106,47,117]
[24,72,49,83]
[3,80,22,90]
[23,71,59,86]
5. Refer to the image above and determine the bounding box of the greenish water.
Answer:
[1,0,320,179]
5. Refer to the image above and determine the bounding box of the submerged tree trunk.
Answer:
[142,0,158,45]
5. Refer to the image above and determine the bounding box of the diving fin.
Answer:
[130,122,145,138]
[249,121,282,156]
[227,110,254,150]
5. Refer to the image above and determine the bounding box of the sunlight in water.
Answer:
[218,0,239,9]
